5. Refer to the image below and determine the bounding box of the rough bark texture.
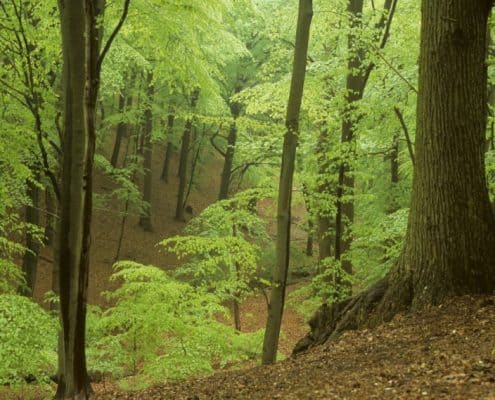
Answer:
[295,0,495,355]
[139,72,154,231]
[262,0,313,365]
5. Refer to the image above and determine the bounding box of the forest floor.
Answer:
[95,295,495,400]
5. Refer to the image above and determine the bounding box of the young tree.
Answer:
[295,0,495,352]
[262,0,313,365]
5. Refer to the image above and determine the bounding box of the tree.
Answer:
[295,0,495,352]
[139,71,154,231]
[175,89,200,221]
[56,0,129,396]
[262,0,313,365]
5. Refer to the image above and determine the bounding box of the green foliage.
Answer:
[162,190,272,301]
[0,295,57,384]
[87,261,263,387]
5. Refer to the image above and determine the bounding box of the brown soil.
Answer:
[33,139,223,306]
[95,296,495,400]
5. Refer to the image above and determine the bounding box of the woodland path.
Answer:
[96,296,495,400]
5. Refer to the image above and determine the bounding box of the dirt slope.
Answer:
[96,295,495,400]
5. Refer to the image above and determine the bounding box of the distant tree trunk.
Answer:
[110,91,132,168]
[175,90,200,221]
[139,72,154,231]
[334,0,397,288]
[262,0,313,365]
[295,0,495,354]
[219,102,241,200]
[184,124,206,208]
[316,129,335,267]
[44,187,55,246]
[20,172,41,296]
[306,220,314,257]
[301,183,314,257]
[161,108,175,182]
[334,0,365,287]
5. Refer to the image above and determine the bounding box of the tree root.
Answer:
[293,277,390,354]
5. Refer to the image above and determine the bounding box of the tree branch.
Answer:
[394,106,415,165]
[96,0,131,73]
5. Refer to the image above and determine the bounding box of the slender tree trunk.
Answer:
[161,109,175,182]
[334,0,365,285]
[20,172,41,296]
[262,0,313,365]
[139,72,154,231]
[45,187,55,246]
[335,0,397,286]
[219,103,241,200]
[184,125,206,208]
[175,90,199,221]
[56,0,96,396]
[110,92,130,168]
[316,129,335,267]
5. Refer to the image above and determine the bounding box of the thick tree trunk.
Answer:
[161,109,175,182]
[139,72,154,231]
[20,173,41,296]
[175,90,199,221]
[262,0,313,365]
[294,0,495,355]
[379,0,495,313]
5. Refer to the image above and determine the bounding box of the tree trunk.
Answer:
[175,90,199,221]
[139,72,154,231]
[20,172,41,296]
[334,0,365,285]
[56,0,96,396]
[45,187,56,246]
[335,0,397,286]
[219,103,241,200]
[262,0,313,365]
[110,92,132,168]
[161,108,175,182]
[294,0,495,355]
[379,0,495,313]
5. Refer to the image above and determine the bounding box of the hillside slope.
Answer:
[96,295,495,400]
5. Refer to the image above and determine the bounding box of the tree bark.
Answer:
[139,72,154,231]
[378,0,495,314]
[262,0,313,365]
[175,90,199,221]
[56,0,95,396]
